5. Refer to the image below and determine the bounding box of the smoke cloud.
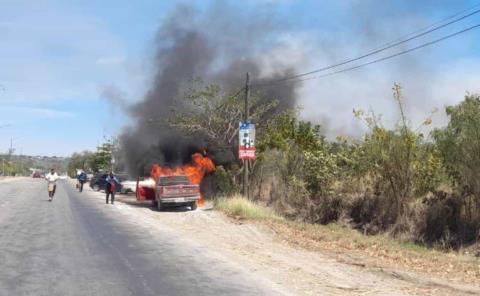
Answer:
[99,84,129,110]
[120,3,301,176]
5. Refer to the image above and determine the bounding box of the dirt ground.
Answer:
[97,190,480,296]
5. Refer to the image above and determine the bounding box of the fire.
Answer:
[198,196,206,208]
[150,153,215,207]
[150,153,215,184]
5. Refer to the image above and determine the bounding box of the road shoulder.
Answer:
[78,181,480,296]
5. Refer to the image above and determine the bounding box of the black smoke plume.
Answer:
[120,3,301,176]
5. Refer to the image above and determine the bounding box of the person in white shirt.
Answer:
[45,168,59,201]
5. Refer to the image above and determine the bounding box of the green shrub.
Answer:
[213,166,239,196]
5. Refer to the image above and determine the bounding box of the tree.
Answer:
[433,94,480,196]
[89,143,114,173]
[67,151,93,176]
[67,142,115,175]
[353,84,444,224]
[169,83,278,161]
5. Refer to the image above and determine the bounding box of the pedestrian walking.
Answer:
[77,171,87,192]
[105,172,120,204]
[45,168,59,201]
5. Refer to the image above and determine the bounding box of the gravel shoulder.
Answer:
[93,183,480,296]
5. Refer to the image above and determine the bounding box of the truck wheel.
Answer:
[156,201,163,211]
[190,201,197,211]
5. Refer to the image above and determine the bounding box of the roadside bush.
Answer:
[348,84,448,233]
[413,146,447,196]
[348,193,407,235]
[252,112,342,223]
[251,148,311,220]
[212,165,239,196]
[433,95,480,236]
[412,192,480,249]
[308,195,345,224]
[251,146,347,224]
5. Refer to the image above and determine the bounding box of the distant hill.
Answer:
[0,154,69,175]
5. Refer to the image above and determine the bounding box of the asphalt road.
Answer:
[0,179,280,296]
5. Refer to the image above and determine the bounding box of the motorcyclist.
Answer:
[105,172,120,205]
[45,168,59,201]
[77,171,87,192]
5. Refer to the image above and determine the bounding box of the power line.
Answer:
[369,2,480,51]
[253,5,480,87]
[261,23,480,86]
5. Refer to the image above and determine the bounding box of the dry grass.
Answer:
[214,195,281,221]
[215,196,480,284]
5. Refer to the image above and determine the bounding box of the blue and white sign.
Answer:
[239,122,256,160]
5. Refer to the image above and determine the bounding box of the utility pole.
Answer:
[243,72,250,199]
[19,148,23,176]
[8,137,13,160]
[110,137,117,173]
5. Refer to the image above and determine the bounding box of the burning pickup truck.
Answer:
[136,175,200,210]
[136,153,215,211]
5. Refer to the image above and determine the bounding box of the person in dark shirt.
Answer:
[105,172,120,204]
[77,171,87,192]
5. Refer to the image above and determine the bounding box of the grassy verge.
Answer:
[214,196,480,283]
[214,195,281,221]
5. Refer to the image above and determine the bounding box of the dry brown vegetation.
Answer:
[215,197,480,284]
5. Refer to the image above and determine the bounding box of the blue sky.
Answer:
[0,0,479,156]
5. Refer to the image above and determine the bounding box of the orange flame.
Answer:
[198,195,206,208]
[150,153,215,207]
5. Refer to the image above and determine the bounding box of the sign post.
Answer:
[239,122,256,160]
[242,72,251,199]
